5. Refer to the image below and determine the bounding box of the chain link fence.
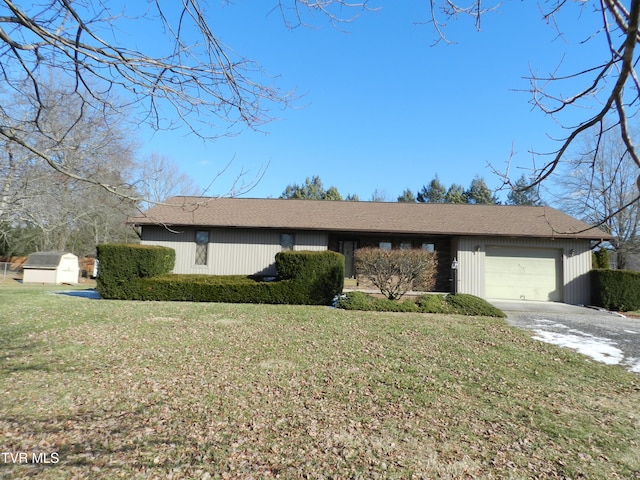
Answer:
[0,262,23,281]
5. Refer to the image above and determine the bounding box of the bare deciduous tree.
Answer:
[133,153,200,207]
[556,126,640,268]
[0,1,371,202]
[0,80,138,255]
[1,0,639,214]
[431,1,640,199]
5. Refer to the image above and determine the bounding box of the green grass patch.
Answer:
[1,284,638,478]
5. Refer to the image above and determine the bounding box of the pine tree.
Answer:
[417,176,447,203]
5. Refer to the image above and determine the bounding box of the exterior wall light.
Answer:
[451,258,458,294]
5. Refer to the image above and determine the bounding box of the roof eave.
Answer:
[133,222,611,240]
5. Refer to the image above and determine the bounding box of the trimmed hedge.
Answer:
[113,275,301,304]
[336,291,506,317]
[276,250,344,305]
[96,244,175,299]
[97,246,344,305]
[591,269,640,311]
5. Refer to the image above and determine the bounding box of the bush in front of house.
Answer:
[443,293,507,317]
[96,244,175,299]
[591,269,640,311]
[336,292,506,317]
[97,246,344,305]
[335,291,420,312]
[116,274,301,303]
[276,250,345,304]
[592,249,610,269]
[354,248,437,300]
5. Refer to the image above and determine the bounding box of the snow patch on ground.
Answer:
[626,358,640,373]
[529,318,640,374]
[532,330,624,365]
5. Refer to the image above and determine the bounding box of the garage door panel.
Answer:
[485,246,562,302]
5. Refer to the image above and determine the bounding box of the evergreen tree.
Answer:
[280,176,342,200]
[397,188,417,203]
[445,184,467,204]
[507,174,543,206]
[466,176,499,204]
[324,186,343,201]
[417,176,447,203]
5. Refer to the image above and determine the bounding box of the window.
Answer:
[400,242,413,250]
[379,241,392,251]
[281,233,295,251]
[422,243,435,253]
[195,230,209,265]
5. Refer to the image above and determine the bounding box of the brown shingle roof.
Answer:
[24,252,68,269]
[129,197,612,240]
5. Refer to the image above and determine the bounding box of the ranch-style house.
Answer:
[129,197,612,305]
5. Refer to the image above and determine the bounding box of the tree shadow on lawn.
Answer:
[0,400,204,477]
[55,289,101,300]
[0,329,53,375]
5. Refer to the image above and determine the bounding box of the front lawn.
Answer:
[1,285,639,478]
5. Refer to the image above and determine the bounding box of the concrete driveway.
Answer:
[490,300,640,374]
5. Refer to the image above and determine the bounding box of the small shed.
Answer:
[23,252,80,285]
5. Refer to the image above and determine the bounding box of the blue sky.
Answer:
[136,2,605,202]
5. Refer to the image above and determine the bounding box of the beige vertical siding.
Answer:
[141,226,200,274]
[454,237,482,298]
[294,232,329,251]
[455,236,592,305]
[562,241,593,305]
[208,229,281,275]
[141,226,329,276]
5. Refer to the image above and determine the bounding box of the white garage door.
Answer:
[485,246,563,302]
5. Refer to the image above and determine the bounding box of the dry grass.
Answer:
[1,284,639,479]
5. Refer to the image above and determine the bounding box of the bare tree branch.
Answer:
[433,0,640,212]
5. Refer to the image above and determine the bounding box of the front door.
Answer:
[342,241,357,278]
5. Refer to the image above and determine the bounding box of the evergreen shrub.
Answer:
[276,250,345,304]
[591,269,640,311]
[444,293,506,317]
[96,244,175,299]
[97,246,344,305]
[118,275,300,303]
[592,249,610,269]
[336,292,506,317]
[335,291,419,312]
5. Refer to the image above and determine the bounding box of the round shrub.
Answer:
[445,294,506,317]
